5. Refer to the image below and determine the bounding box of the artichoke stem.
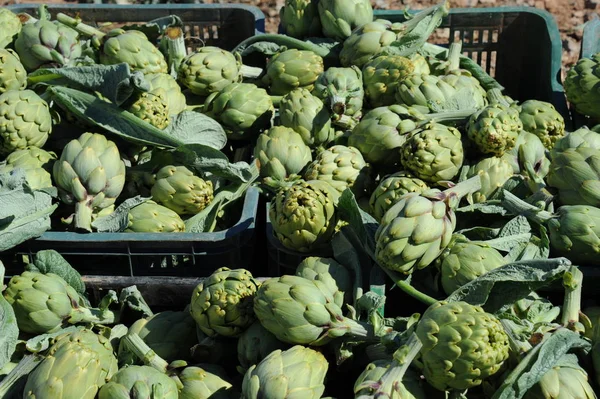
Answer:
[375,333,423,394]
[500,319,533,355]
[446,41,462,73]
[487,88,511,107]
[74,201,94,232]
[69,305,116,327]
[0,355,43,398]
[561,265,584,330]
[441,174,482,205]
[17,13,38,25]
[343,318,376,341]
[269,95,283,108]
[56,13,106,39]
[501,190,553,225]
[123,333,170,373]
[240,65,264,79]
[427,108,478,123]
[163,26,186,75]
[333,114,356,130]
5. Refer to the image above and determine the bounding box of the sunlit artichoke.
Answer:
[242,345,328,399]
[254,126,312,180]
[0,89,53,155]
[100,29,168,74]
[53,132,126,231]
[98,366,179,399]
[0,8,21,49]
[401,122,464,183]
[552,126,600,153]
[269,179,339,253]
[178,47,242,96]
[416,301,510,391]
[178,366,234,399]
[317,0,373,41]
[564,53,600,120]
[125,200,185,233]
[467,102,523,156]
[546,147,600,207]
[280,0,322,39]
[314,66,364,121]
[145,73,186,116]
[0,49,26,93]
[363,55,414,107]
[0,147,56,190]
[151,165,213,216]
[237,321,289,373]
[262,49,324,95]
[127,91,170,129]
[279,88,334,148]
[23,329,118,399]
[502,131,551,181]
[524,360,596,399]
[519,100,565,149]
[190,267,260,338]
[203,82,274,140]
[467,156,514,203]
[296,256,352,307]
[369,172,429,222]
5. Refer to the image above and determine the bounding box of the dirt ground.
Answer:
[3,0,598,74]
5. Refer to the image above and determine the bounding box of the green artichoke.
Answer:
[296,256,352,307]
[14,15,82,71]
[348,105,422,166]
[564,53,600,120]
[178,366,233,399]
[0,48,26,93]
[416,301,510,391]
[524,360,596,399]
[254,126,312,180]
[190,267,260,337]
[547,147,600,207]
[467,156,514,203]
[98,366,179,399]
[502,131,551,178]
[203,82,274,141]
[23,329,118,399]
[519,100,565,149]
[125,200,185,233]
[269,179,339,252]
[279,88,334,148]
[304,144,373,197]
[553,127,600,153]
[262,49,324,95]
[0,89,53,155]
[437,234,505,295]
[0,8,21,49]
[100,29,168,74]
[3,271,115,334]
[313,66,364,121]
[118,311,197,364]
[369,171,429,222]
[401,122,464,183]
[363,55,414,107]
[317,0,373,41]
[280,0,322,39]
[410,53,431,75]
[145,73,186,116]
[242,345,328,399]
[467,101,523,157]
[353,360,427,399]
[0,146,56,190]
[151,165,213,216]
[237,321,289,373]
[178,47,242,97]
[53,132,126,231]
[375,176,481,274]
[127,91,170,129]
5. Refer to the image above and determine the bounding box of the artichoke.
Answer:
[369,172,429,222]
[237,321,289,373]
[502,131,551,180]
[241,345,328,399]
[279,88,334,148]
[363,55,415,107]
[0,89,53,155]
[410,53,431,75]
[3,271,115,334]
[178,47,242,96]
[190,267,260,337]
[145,73,186,116]
[280,0,322,39]
[304,144,373,197]
[313,66,364,121]
[553,126,600,153]
[14,13,82,71]
[317,0,373,41]
[416,301,510,391]
[203,82,274,141]
[53,132,126,231]
[519,99,566,149]
[100,29,168,74]
[400,122,464,183]
[178,366,233,399]
[0,8,21,49]
[254,126,312,180]
[353,360,427,399]
[127,91,170,129]
[23,329,118,399]
[0,49,26,93]
[118,311,197,364]
[269,179,339,253]
[348,105,422,166]
[524,360,596,399]
[296,256,352,307]
[98,366,179,399]
[437,234,505,295]
[564,53,600,120]
[467,156,514,203]
[467,99,523,157]
[151,165,213,216]
[262,49,324,95]
[125,200,185,233]
[375,176,481,274]
[546,147,600,207]
[0,146,56,190]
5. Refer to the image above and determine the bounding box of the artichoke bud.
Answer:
[317,0,374,41]
[313,66,364,120]
[254,126,312,180]
[0,8,21,49]
[519,99,566,149]
[369,171,429,222]
[262,49,324,95]
[363,55,415,107]
[150,165,213,216]
[280,0,322,39]
[178,46,243,96]
[0,48,27,93]
[564,53,600,121]
[100,29,168,74]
